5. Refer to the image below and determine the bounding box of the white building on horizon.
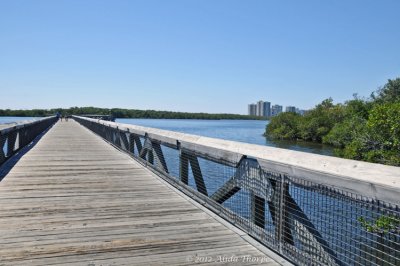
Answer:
[249,100,304,117]
[256,100,271,117]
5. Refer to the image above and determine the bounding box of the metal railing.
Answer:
[73,116,400,266]
[0,116,57,166]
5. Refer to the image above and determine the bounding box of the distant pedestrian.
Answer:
[65,115,69,122]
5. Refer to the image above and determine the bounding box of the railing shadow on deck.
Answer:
[73,115,400,266]
[0,117,58,181]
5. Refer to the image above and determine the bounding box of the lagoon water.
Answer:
[0,117,41,125]
[117,118,334,156]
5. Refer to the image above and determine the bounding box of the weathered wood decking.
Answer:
[0,121,280,265]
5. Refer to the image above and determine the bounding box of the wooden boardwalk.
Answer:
[0,121,280,265]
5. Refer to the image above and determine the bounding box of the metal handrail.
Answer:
[72,115,400,205]
[73,115,400,266]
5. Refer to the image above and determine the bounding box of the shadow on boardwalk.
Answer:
[0,125,55,181]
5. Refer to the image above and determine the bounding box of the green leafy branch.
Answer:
[358,215,400,235]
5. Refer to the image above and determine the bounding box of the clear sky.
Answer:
[1,0,399,114]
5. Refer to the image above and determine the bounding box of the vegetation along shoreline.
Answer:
[265,78,400,166]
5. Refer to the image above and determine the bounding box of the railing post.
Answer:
[128,133,135,154]
[251,192,266,228]
[152,142,169,173]
[277,175,285,252]
[120,132,129,151]
[18,127,28,147]
[6,131,18,157]
[179,150,208,196]
[148,150,154,164]
[179,151,189,185]
[115,128,122,148]
[0,136,6,164]
[268,175,294,252]
[188,154,208,196]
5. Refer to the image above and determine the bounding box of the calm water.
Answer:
[0,116,41,125]
[117,118,334,156]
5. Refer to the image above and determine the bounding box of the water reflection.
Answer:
[267,139,334,156]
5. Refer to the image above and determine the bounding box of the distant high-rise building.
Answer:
[248,100,279,117]
[256,101,264,116]
[248,104,257,116]
[255,100,271,117]
[271,105,283,116]
[264,101,271,117]
[285,106,296,113]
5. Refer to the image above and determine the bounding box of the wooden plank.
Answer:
[0,121,280,265]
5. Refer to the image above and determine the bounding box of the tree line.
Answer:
[265,78,400,166]
[0,107,265,121]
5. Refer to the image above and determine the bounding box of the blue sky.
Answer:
[1,0,399,114]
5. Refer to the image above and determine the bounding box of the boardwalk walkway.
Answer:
[0,121,280,265]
